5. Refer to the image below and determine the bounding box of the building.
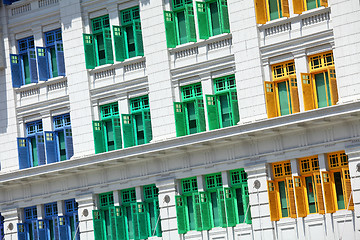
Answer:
[0,0,359,239]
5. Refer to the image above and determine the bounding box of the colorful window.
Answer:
[18,206,38,240]
[293,0,328,14]
[64,199,80,240]
[301,52,338,111]
[265,61,300,118]
[143,185,162,237]
[253,0,289,24]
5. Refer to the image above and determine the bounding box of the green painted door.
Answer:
[177,11,187,44]
[278,181,288,217]
[333,172,345,209]
[70,216,76,240]
[58,131,66,161]
[306,0,320,10]
[236,188,245,223]
[305,176,317,213]
[211,192,220,227]
[105,120,115,151]
[268,0,282,20]
[135,113,145,145]
[31,137,38,167]
[23,54,31,84]
[148,202,156,236]
[209,2,221,36]
[187,196,196,230]
[126,206,134,239]
[219,94,231,128]
[278,81,291,116]
[50,47,58,77]
[315,72,331,108]
[95,33,106,66]
[186,101,198,134]
[126,26,136,58]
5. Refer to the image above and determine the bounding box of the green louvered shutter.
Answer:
[143,110,153,144]
[196,2,210,39]
[219,0,230,33]
[134,21,144,56]
[242,185,252,224]
[113,26,126,61]
[164,11,177,48]
[225,188,238,226]
[112,117,122,150]
[206,95,220,130]
[185,5,197,42]
[192,193,202,231]
[199,192,212,230]
[174,102,187,137]
[217,189,227,227]
[115,206,127,240]
[230,89,239,125]
[175,195,188,234]
[131,203,140,240]
[153,200,162,237]
[109,207,117,240]
[83,34,96,69]
[103,28,114,64]
[137,203,148,239]
[195,98,206,132]
[93,210,105,240]
[122,114,135,148]
[93,121,105,153]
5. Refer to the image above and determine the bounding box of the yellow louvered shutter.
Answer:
[289,77,300,113]
[328,66,338,106]
[341,169,354,210]
[313,173,325,214]
[264,81,278,118]
[293,0,304,14]
[267,181,280,221]
[254,0,267,24]
[320,0,328,7]
[286,178,297,218]
[281,0,290,17]
[293,176,307,217]
[301,73,315,111]
[322,172,336,213]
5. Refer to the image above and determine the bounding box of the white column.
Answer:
[201,73,212,131]
[293,50,307,112]
[2,208,18,240]
[76,194,96,240]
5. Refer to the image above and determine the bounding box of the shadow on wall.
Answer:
[0,30,8,133]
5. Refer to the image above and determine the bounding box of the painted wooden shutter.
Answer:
[292,0,304,14]
[92,121,105,154]
[36,47,49,81]
[175,195,188,234]
[242,185,252,224]
[217,189,227,227]
[153,200,162,237]
[195,98,206,132]
[254,0,267,24]
[122,114,135,148]
[313,173,325,214]
[17,223,27,240]
[196,2,210,39]
[36,133,46,166]
[103,28,114,64]
[286,178,297,218]
[37,220,47,240]
[133,21,144,56]
[267,180,280,221]
[192,193,203,231]
[321,172,336,213]
[219,0,230,33]
[328,66,338,106]
[206,95,220,130]
[264,81,278,118]
[185,5,197,42]
[55,42,66,76]
[281,0,290,17]
[230,89,240,125]
[73,213,80,240]
[18,138,30,169]
[164,11,177,48]
[93,210,105,240]
[113,26,127,61]
[32,220,38,240]
[137,203,149,239]
[112,118,122,150]
[10,54,22,88]
[44,131,57,164]
[131,203,140,240]
[64,127,74,159]
[83,34,96,69]
[293,176,307,217]
[109,207,117,240]
[58,216,69,240]
[224,188,238,226]
[115,206,127,240]
[301,73,315,111]
[174,102,187,137]
[28,49,38,83]
[341,169,354,210]
[199,192,212,230]
[289,77,300,113]
[143,110,153,144]
[52,216,60,240]
[320,0,328,7]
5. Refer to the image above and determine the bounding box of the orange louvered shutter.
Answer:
[281,0,290,17]
[267,181,280,221]
[286,178,297,218]
[254,0,267,24]
[293,0,304,14]
[264,81,278,118]
[313,173,325,214]
[301,73,315,111]
[341,169,354,210]
[322,172,336,213]
[293,176,307,217]
[320,0,328,7]
[328,66,338,106]
[289,77,300,113]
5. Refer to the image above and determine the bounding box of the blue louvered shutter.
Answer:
[36,133,46,165]
[10,54,22,88]
[18,138,30,169]
[37,220,47,240]
[73,213,80,240]
[44,131,57,164]
[32,220,38,240]
[28,49,38,83]
[52,216,59,240]
[36,47,49,81]
[55,42,65,76]
[64,127,74,159]
[58,216,69,240]
[17,223,27,240]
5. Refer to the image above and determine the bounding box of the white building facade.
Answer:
[0,0,359,239]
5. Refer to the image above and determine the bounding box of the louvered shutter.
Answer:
[133,21,144,56]
[185,5,197,42]
[175,195,188,234]
[192,193,203,231]
[219,0,230,33]
[164,11,177,48]
[103,28,114,64]
[36,47,49,81]
[292,0,304,14]
[301,73,315,111]
[137,203,149,239]
[320,0,328,7]
[122,114,135,148]
[109,207,117,240]
[64,127,74,159]
[10,54,22,88]
[143,110,153,144]
[17,223,27,240]
[28,49,38,83]
[264,81,278,118]
[52,216,59,240]
[341,169,354,210]
[328,66,338,106]
[254,0,267,24]
[113,26,127,61]
[206,95,220,130]
[217,189,227,227]
[58,216,69,240]
[115,206,127,240]
[322,172,336,213]
[36,133,46,166]
[242,185,252,224]
[73,213,80,240]
[174,102,187,137]
[92,121,105,154]
[112,117,122,150]
[313,173,325,214]
[293,176,307,217]
[83,34,96,69]
[289,77,300,113]
[286,178,297,218]
[93,210,105,240]
[131,203,140,240]
[18,138,30,169]
[230,89,240,125]
[196,2,210,39]
[199,192,212,230]
[153,200,162,237]
[281,0,290,17]
[195,98,206,132]
[37,220,47,240]
[224,188,237,226]
[32,221,38,240]
[44,131,57,164]
[267,180,280,221]
[55,42,66,76]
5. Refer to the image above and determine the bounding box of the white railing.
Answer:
[11,3,31,16]
[94,68,116,80]
[47,78,67,91]
[207,37,232,50]
[302,11,330,26]
[38,0,59,8]
[174,46,199,59]
[20,87,40,98]
[124,60,146,73]
[264,22,292,36]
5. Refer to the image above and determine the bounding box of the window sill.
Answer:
[15,75,67,91]
[88,56,146,73]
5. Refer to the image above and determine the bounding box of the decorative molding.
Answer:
[11,3,31,16]
[264,22,291,36]
[38,0,59,8]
